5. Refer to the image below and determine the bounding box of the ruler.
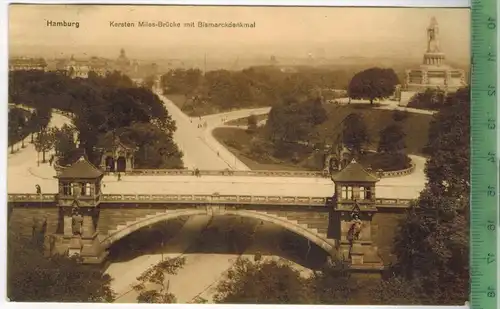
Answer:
[471,0,499,309]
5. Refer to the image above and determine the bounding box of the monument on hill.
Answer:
[399,17,467,105]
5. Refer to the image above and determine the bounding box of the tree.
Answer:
[34,128,55,163]
[34,105,53,131]
[7,231,115,302]
[425,87,470,198]
[112,122,184,169]
[143,75,157,89]
[132,257,186,303]
[303,97,327,126]
[378,123,406,153]
[379,87,470,305]
[8,108,26,153]
[307,258,356,304]
[341,113,369,153]
[348,68,399,104]
[213,258,311,304]
[53,124,78,165]
[407,88,447,110]
[247,114,258,133]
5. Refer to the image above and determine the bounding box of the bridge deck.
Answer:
[8,166,424,200]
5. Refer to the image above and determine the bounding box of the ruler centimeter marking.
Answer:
[471,1,498,309]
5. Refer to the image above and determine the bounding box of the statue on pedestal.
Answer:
[427,17,441,53]
[347,204,363,242]
[71,207,83,236]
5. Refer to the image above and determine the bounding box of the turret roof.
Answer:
[57,155,103,179]
[331,159,379,183]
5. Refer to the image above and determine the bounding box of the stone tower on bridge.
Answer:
[331,159,383,270]
[56,155,108,263]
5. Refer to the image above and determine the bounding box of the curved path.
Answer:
[154,88,270,170]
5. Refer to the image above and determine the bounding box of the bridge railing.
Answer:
[101,194,330,206]
[8,193,414,208]
[126,169,329,178]
[123,164,414,179]
[8,194,57,202]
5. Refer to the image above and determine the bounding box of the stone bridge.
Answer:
[8,191,412,270]
[8,155,414,272]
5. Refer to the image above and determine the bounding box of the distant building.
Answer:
[402,17,467,97]
[89,56,112,77]
[9,57,47,71]
[66,55,90,78]
[115,48,131,73]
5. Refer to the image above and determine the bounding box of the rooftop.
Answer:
[57,156,104,179]
[331,159,379,183]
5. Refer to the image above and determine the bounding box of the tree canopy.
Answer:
[341,113,370,153]
[7,231,115,302]
[213,258,311,304]
[348,68,399,104]
[378,123,406,153]
[213,256,356,305]
[375,87,470,305]
[9,70,182,168]
[162,66,351,115]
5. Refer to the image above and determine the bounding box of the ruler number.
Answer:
[487,253,496,264]
[487,118,496,130]
[487,221,496,231]
[487,286,496,298]
[487,185,496,196]
[487,152,496,162]
[487,85,496,96]
[487,17,496,30]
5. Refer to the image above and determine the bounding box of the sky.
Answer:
[8,5,470,61]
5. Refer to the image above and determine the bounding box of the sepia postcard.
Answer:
[6,4,470,306]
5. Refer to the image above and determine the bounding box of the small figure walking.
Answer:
[117,173,121,181]
[35,184,41,194]
[49,155,54,166]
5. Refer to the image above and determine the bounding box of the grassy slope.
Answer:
[213,105,432,171]
[319,104,432,155]
[213,128,306,171]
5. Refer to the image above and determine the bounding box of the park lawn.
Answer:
[212,105,433,171]
[213,127,307,171]
[318,104,433,155]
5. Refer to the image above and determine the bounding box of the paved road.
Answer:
[155,89,268,170]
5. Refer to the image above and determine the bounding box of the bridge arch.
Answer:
[100,208,336,255]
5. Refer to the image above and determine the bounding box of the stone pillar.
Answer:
[82,211,95,239]
[422,71,428,84]
[63,212,73,237]
[126,156,132,171]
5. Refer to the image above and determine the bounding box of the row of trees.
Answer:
[162,65,401,117]
[341,112,407,154]
[9,70,183,168]
[8,105,52,153]
[161,66,354,115]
